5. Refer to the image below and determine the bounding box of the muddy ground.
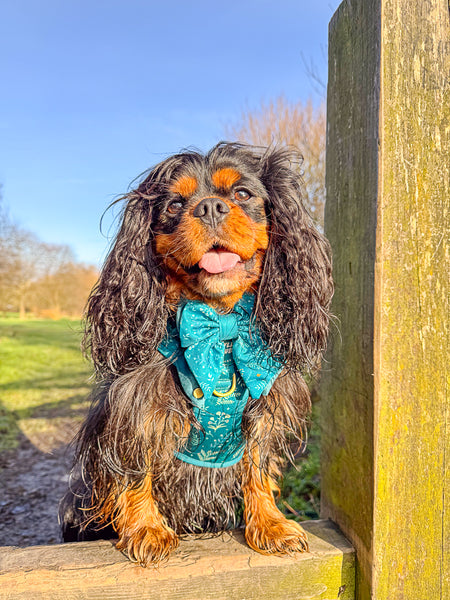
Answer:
[0,418,79,547]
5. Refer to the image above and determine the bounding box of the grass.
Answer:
[277,405,321,520]
[0,316,321,518]
[0,317,92,452]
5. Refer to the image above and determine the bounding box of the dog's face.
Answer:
[152,158,270,309]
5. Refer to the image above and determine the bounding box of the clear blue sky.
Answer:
[0,0,339,266]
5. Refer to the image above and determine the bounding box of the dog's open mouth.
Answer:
[180,245,255,276]
[198,247,243,274]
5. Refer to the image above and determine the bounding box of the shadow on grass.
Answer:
[0,320,84,352]
[0,394,90,453]
[18,394,91,420]
[0,370,92,392]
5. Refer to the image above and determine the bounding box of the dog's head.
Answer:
[85,143,333,377]
[151,145,271,309]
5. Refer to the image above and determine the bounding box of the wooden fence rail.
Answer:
[0,521,354,600]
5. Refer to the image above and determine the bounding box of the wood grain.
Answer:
[0,520,354,600]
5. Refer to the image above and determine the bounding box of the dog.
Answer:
[60,142,333,566]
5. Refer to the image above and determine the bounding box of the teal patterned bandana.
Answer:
[158,293,281,468]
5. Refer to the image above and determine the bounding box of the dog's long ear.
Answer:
[84,176,169,377]
[256,147,333,373]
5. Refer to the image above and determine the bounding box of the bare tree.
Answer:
[0,195,98,318]
[226,96,326,225]
[5,229,45,318]
[27,244,75,316]
[31,261,98,318]
[0,196,31,315]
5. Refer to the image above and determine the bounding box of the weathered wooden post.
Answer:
[321,1,449,598]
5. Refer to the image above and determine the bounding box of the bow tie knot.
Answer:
[167,294,281,400]
[219,313,239,342]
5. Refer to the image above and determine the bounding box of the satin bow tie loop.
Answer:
[176,295,281,400]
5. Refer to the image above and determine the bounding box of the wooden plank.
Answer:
[321,1,449,599]
[0,520,355,600]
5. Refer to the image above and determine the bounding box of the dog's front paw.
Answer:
[245,517,309,555]
[116,525,179,566]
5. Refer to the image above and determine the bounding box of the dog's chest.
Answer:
[175,341,249,468]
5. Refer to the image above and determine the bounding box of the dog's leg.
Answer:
[242,448,308,554]
[110,472,179,566]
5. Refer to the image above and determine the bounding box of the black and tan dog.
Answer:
[60,142,333,566]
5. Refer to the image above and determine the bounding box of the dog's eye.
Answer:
[167,201,183,215]
[234,190,250,202]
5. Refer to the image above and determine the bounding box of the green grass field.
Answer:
[0,316,92,452]
[0,316,320,519]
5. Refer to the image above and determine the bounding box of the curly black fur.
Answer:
[60,142,333,544]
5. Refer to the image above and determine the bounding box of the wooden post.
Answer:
[321,1,449,599]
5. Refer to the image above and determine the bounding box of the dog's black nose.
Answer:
[193,197,230,228]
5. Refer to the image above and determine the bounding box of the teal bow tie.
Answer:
[159,293,281,401]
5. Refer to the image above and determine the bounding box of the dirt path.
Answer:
[0,419,78,547]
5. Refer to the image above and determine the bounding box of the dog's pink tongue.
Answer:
[198,249,241,274]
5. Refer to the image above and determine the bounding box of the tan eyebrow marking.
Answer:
[212,167,241,190]
[170,175,198,198]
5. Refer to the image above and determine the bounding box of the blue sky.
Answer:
[0,0,339,266]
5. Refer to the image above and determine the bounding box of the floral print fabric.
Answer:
[158,293,281,468]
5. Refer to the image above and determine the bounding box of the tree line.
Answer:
[0,196,98,319]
